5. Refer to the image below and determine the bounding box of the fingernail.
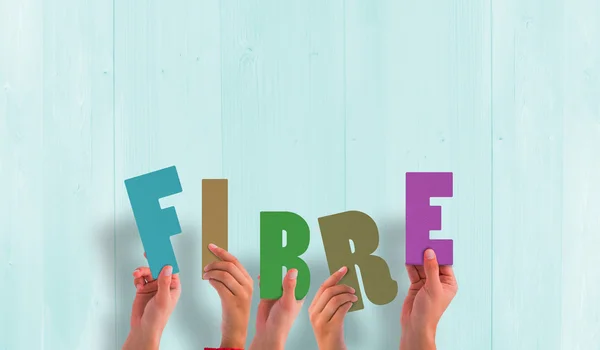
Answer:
[350,287,355,293]
[425,249,436,260]
[338,266,347,273]
[289,269,298,280]
[203,273,208,279]
[351,295,358,301]
[204,265,209,272]
[164,266,173,276]
[208,243,217,250]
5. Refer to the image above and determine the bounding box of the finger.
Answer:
[321,293,358,322]
[282,269,298,303]
[204,261,249,287]
[133,277,146,290]
[440,265,458,287]
[330,300,354,324]
[256,298,276,325]
[405,265,420,284]
[137,274,180,293]
[170,273,182,291]
[203,270,244,295]
[209,278,233,299]
[208,244,251,280]
[132,267,155,283]
[423,249,441,286]
[310,284,355,314]
[440,265,455,278]
[156,265,174,303]
[313,266,348,302]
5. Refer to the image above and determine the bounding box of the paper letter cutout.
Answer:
[318,211,398,312]
[260,212,311,300]
[125,166,183,279]
[202,179,228,277]
[405,172,453,265]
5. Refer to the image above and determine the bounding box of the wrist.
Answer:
[220,333,247,349]
[315,335,347,350]
[400,326,436,350]
[123,327,161,350]
[249,331,285,350]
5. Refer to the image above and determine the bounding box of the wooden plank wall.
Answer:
[1,0,598,349]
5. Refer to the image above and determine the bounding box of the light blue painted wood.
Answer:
[1,0,115,349]
[219,1,346,349]
[113,1,224,349]
[492,0,564,348]
[0,0,45,349]
[561,0,600,348]
[2,0,600,349]
[344,0,492,349]
[39,0,115,349]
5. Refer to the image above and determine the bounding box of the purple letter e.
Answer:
[405,172,453,265]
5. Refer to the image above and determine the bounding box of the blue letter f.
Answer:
[125,166,183,279]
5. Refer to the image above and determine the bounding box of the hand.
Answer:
[204,244,253,349]
[123,264,181,350]
[400,249,458,350]
[249,269,305,350]
[308,266,357,350]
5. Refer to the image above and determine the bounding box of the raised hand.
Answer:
[308,266,357,350]
[400,249,458,350]
[249,269,305,350]
[204,243,254,349]
[123,264,181,350]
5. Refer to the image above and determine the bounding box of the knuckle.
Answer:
[331,294,347,305]
[322,287,336,300]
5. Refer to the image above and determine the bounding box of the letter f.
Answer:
[125,166,183,278]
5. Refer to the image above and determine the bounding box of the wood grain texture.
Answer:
[561,0,600,348]
[492,0,564,348]
[40,0,115,349]
[0,0,45,348]
[114,0,223,348]
[219,1,346,348]
[344,0,492,348]
[1,0,115,349]
[1,0,599,349]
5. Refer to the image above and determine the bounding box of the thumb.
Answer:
[282,269,298,303]
[157,265,174,304]
[423,249,441,286]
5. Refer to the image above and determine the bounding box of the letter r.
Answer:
[125,166,183,278]
[260,212,311,300]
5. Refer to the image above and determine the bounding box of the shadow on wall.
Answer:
[376,217,408,348]
[95,220,118,350]
[287,216,408,350]
[171,225,219,347]
[97,218,218,349]
[96,216,409,350]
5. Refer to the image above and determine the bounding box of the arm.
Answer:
[399,249,457,350]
